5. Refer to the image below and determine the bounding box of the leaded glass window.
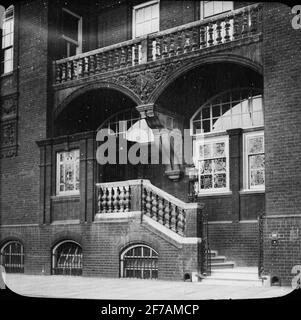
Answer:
[245,132,265,189]
[56,149,80,195]
[194,137,229,193]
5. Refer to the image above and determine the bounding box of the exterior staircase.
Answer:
[201,250,263,286]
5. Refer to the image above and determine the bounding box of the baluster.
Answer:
[101,53,107,72]
[177,209,185,236]
[164,202,171,228]
[126,46,132,67]
[78,58,84,78]
[124,186,130,212]
[151,193,158,220]
[107,51,113,70]
[184,30,191,53]
[66,61,72,81]
[233,13,241,40]
[101,187,107,213]
[120,47,126,67]
[113,187,119,212]
[89,55,95,74]
[55,64,61,83]
[84,57,90,76]
[73,60,78,79]
[107,187,113,213]
[216,20,222,44]
[145,189,152,217]
[162,36,168,58]
[192,27,199,51]
[224,17,231,42]
[119,187,125,212]
[97,188,102,213]
[95,53,101,73]
[61,63,67,82]
[200,25,206,48]
[208,23,214,46]
[176,31,182,55]
[141,187,147,214]
[133,43,139,65]
[114,49,119,69]
[170,204,177,232]
[250,7,258,33]
[155,37,161,60]
[242,9,249,37]
[157,197,164,225]
[169,33,175,57]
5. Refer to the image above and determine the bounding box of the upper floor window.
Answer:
[191,88,263,135]
[1,5,14,74]
[133,0,159,38]
[56,149,80,196]
[62,8,82,57]
[200,1,233,19]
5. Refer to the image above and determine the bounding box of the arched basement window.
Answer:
[191,88,263,135]
[0,241,24,273]
[52,241,82,276]
[120,244,158,279]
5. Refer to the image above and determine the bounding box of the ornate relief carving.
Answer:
[110,60,184,103]
[1,95,17,120]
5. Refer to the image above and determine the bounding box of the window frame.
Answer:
[200,1,233,20]
[193,135,230,195]
[132,0,160,39]
[243,130,265,191]
[62,8,83,57]
[1,5,14,74]
[56,149,80,196]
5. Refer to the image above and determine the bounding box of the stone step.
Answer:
[211,261,235,269]
[208,272,259,281]
[209,250,218,257]
[211,267,258,275]
[200,278,263,287]
[209,256,226,263]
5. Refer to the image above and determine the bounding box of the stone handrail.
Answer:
[95,179,203,237]
[54,3,262,84]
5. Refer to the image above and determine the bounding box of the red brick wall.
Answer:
[0,0,49,225]
[0,218,200,281]
[209,221,259,266]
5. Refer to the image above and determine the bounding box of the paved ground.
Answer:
[3,274,293,300]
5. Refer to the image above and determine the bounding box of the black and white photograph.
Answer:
[0,0,300,312]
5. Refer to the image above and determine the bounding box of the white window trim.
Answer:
[200,1,233,20]
[62,8,83,56]
[132,0,160,39]
[193,135,230,195]
[1,5,14,74]
[243,130,265,192]
[56,149,80,196]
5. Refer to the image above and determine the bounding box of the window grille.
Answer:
[52,241,82,276]
[120,245,158,279]
[0,241,24,273]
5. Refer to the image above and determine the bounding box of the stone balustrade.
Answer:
[54,3,262,85]
[95,179,203,238]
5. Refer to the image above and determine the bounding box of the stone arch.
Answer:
[148,54,263,104]
[54,81,143,119]
[50,232,83,251]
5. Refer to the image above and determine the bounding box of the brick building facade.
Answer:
[0,1,300,286]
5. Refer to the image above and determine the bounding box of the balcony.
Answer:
[53,3,262,86]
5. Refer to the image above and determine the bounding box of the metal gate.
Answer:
[201,212,211,276]
[0,241,24,273]
[52,241,82,276]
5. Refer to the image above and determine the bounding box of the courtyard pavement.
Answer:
[3,274,294,300]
